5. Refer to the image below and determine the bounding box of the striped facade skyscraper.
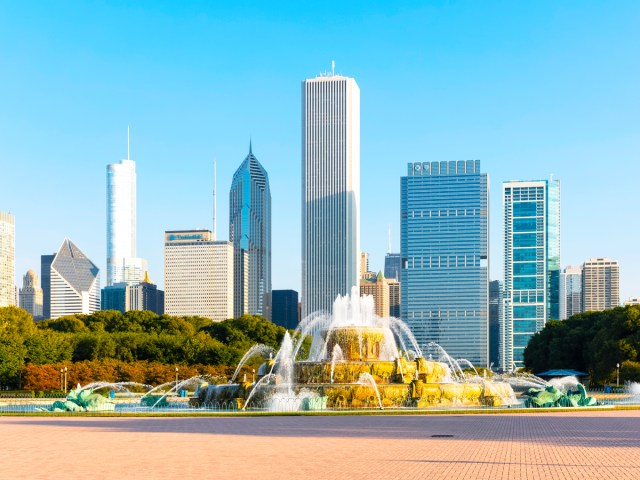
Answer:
[401,160,489,366]
[302,69,360,317]
[229,144,271,318]
[49,239,100,319]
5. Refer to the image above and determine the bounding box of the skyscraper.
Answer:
[164,230,233,321]
[360,271,391,318]
[384,253,402,281]
[101,274,164,315]
[106,131,148,286]
[19,269,43,319]
[40,253,55,319]
[271,290,299,330]
[302,69,360,317]
[503,179,560,370]
[401,160,489,366]
[0,212,15,307]
[489,280,503,370]
[582,258,619,312]
[50,239,100,319]
[229,144,271,318]
[560,265,582,320]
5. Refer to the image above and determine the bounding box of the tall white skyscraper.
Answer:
[106,129,148,285]
[302,68,360,317]
[0,212,15,307]
[50,239,100,319]
[164,230,234,321]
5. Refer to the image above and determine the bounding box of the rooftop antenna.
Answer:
[331,60,335,76]
[213,158,217,241]
[127,126,130,160]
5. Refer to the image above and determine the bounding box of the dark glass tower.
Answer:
[271,290,299,329]
[229,143,272,318]
[40,254,55,320]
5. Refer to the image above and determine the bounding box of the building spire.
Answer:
[249,138,253,155]
[213,158,217,241]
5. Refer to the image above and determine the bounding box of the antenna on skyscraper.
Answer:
[213,158,217,241]
[127,126,130,160]
[331,60,335,76]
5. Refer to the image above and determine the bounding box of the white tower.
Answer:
[302,67,360,317]
[107,128,147,285]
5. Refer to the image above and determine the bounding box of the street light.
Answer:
[60,368,64,391]
[175,367,179,387]
[64,367,68,393]
[616,363,620,387]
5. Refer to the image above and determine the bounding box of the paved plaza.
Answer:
[1,410,639,480]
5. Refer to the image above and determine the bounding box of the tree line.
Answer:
[524,305,640,384]
[0,306,288,390]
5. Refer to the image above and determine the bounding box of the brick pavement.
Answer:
[1,410,639,480]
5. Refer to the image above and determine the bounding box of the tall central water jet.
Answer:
[192,287,516,410]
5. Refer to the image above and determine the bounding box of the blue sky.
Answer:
[1,1,639,301]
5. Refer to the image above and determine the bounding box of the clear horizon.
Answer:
[1,1,638,302]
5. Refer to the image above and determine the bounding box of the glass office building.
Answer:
[229,144,271,318]
[503,180,560,370]
[401,160,489,366]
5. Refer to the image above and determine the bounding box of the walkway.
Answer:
[1,411,639,479]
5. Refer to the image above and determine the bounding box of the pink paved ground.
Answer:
[1,411,639,480]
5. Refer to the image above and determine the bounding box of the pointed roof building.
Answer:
[229,143,272,318]
[50,239,100,319]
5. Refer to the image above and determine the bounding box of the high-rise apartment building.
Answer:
[164,230,233,321]
[19,269,43,319]
[271,290,299,330]
[302,70,360,317]
[560,265,583,320]
[106,134,148,286]
[503,179,560,370]
[50,239,100,319]
[229,145,271,318]
[401,160,489,366]
[359,252,369,279]
[489,280,503,370]
[0,212,15,307]
[360,272,391,318]
[582,258,619,312]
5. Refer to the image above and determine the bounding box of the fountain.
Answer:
[191,287,517,410]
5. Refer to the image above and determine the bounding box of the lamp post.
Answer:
[252,369,256,383]
[616,363,620,387]
[175,367,179,388]
[64,367,68,393]
[60,369,64,391]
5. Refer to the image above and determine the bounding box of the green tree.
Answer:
[25,330,74,364]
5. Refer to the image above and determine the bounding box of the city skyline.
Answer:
[2,2,639,302]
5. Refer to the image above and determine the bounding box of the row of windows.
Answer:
[406,255,485,268]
